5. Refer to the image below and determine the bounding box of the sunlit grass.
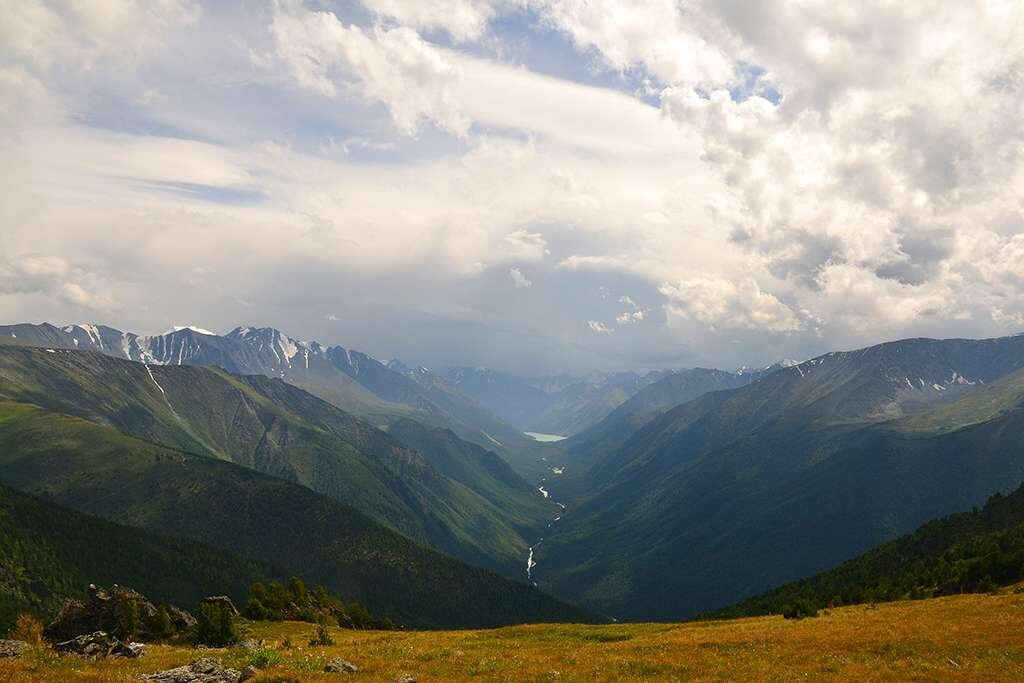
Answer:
[3,590,1023,681]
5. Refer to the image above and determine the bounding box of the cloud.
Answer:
[534,0,734,88]
[616,309,645,325]
[361,0,516,42]
[272,3,469,135]
[660,276,803,333]
[0,255,111,310]
[508,267,532,288]
[587,320,614,334]
[1,1,1023,372]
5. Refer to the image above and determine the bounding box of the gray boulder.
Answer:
[54,630,143,658]
[324,656,359,673]
[142,657,244,682]
[0,639,29,658]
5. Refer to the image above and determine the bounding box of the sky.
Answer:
[1,1,1023,374]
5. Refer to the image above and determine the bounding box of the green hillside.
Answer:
[0,482,270,633]
[0,399,598,629]
[0,346,553,577]
[714,482,1024,618]
[536,342,1024,620]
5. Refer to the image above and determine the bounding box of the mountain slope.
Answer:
[561,368,753,470]
[0,399,598,628]
[0,482,270,633]
[536,336,1024,620]
[0,346,554,577]
[714,481,1024,618]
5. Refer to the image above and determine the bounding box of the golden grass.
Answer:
[3,591,1023,682]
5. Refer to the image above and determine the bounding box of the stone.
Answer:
[238,639,261,652]
[142,657,244,683]
[0,639,29,658]
[54,631,143,658]
[324,656,359,673]
[168,605,198,631]
[395,675,417,683]
[239,665,259,681]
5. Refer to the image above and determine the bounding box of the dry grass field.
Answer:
[3,590,1023,682]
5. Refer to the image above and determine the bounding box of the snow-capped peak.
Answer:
[164,325,217,336]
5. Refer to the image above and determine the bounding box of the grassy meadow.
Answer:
[3,589,1024,681]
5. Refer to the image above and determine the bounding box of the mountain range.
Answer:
[0,323,534,463]
[0,345,554,579]
[5,322,1024,626]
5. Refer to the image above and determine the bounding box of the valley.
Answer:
[4,324,1024,674]
[5,6,1020,679]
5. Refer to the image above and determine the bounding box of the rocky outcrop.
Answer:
[0,639,29,658]
[45,584,194,642]
[54,631,144,658]
[324,656,359,673]
[142,657,244,682]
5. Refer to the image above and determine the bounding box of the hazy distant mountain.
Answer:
[559,368,756,475]
[535,335,1024,620]
[435,366,673,436]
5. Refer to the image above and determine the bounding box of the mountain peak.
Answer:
[163,325,217,336]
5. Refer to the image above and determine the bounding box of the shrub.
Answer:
[243,598,277,622]
[781,598,819,620]
[7,613,45,645]
[117,599,141,641]
[308,620,335,647]
[249,647,284,669]
[192,601,240,647]
[149,605,175,642]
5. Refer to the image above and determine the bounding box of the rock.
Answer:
[168,605,198,631]
[395,675,417,683]
[239,665,259,681]
[200,596,239,617]
[0,639,29,658]
[324,656,359,673]
[45,583,194,642]
[142,657,244,682]
[127,642,148,658]
[54,631,142,658]
[237,639,261,652]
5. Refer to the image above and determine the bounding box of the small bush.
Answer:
[116,599,141,641]
[7,613,45,645]
[192,602,240,647]
[243,598,278,622]
[249,647,284,669]
[308,621,335,647]
[149,605,176,642]
[781,598,819,620]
